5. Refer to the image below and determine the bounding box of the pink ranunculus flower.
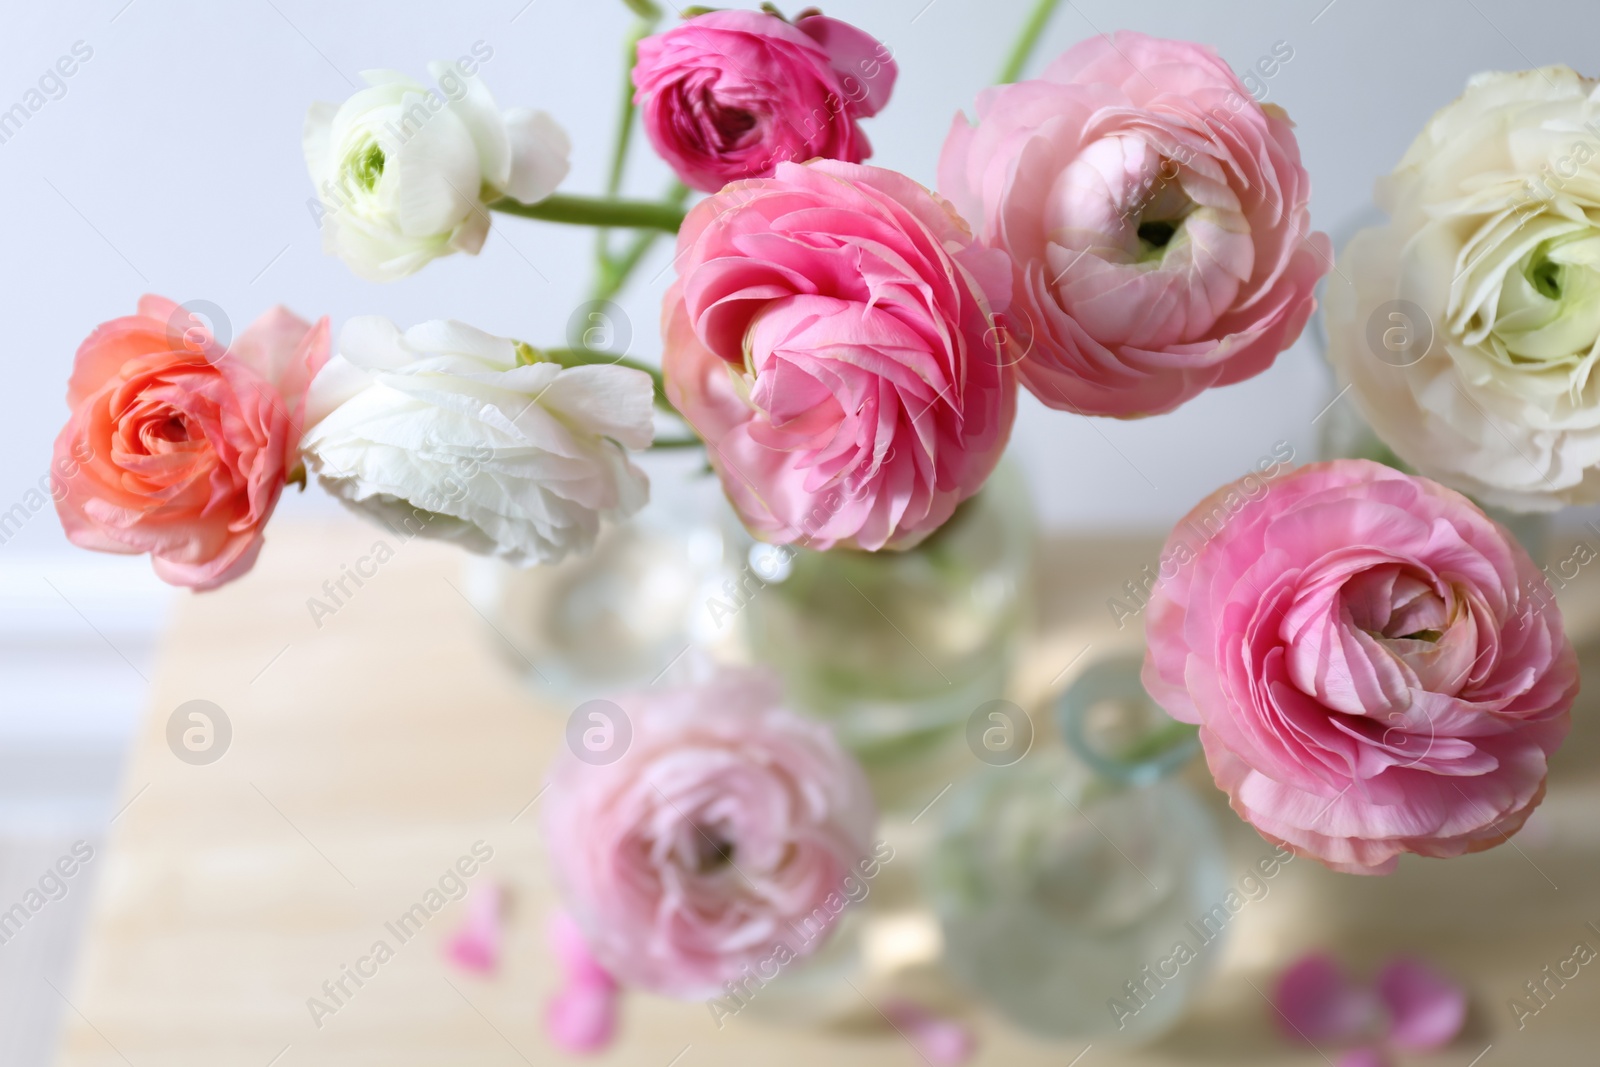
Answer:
[52,296,330,590]
[663,159,1016,551]
[632,8,896,193]
[1142,460,1577,875]
[540,666,876,999]
[939,31,1329,418]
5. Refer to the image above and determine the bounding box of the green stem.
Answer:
[596,16,661,286]
[593,181,692,303]
[997,0,1064,84]
[605,25,652,200]
[650,436,705,449]
[491,193,686,233]
[1113,720,1199,768]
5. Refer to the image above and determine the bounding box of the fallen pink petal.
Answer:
[444,882,505,975]
[1274,954,1378,1045]
[1377,958,1467,1050]
[883,999,977,1066]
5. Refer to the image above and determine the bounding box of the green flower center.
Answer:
[347,141,386,193]
[1488,231,1600,364]
[1526,255,1563,300]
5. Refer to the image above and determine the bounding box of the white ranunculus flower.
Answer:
[1327,65,1600,511]
[304,59,570,281]
[300,318,654,565]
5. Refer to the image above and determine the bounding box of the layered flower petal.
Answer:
[304,58,570,281]
[632,10,896,193]
[1142,460,1576,874]
[539,666,876,999]
[299,318,652,566]
[940,31,1328,418]
[53,296,329,590]
[1327,66,1600,510]
[662,159,1016,550]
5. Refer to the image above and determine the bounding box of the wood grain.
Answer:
[55,519,1600,1065]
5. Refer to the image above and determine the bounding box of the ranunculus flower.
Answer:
[300,318,654,566]
[662,159,1016,550]
[540,666,876,999]
[304,57,570,281]
[632,9,896,193]
[939,31,1328,418]
[1327,66,1600,511]
[1142,460,1577,875]
[52,295,330,590]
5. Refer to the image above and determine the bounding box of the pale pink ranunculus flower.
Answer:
[540,666,876,999]
[632,9,896,193]
[52,296,330,590]
[662,159,1016,551]
[939,31,1329,418]
[1142,460,1577,875]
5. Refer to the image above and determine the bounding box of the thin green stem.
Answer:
[605,25,652,200]
[596,15,661,285]
[593,181,692,303]
[650,436,706,450]
[997,0,1064,84]
[491,193,687,233]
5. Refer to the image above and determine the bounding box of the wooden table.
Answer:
[55,519,1600,1066]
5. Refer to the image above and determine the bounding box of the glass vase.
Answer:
[924,652,1227,1043]
[462,451,739,701]
[737,461,1036,772]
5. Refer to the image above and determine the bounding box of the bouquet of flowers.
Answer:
[47,0,1581,1051]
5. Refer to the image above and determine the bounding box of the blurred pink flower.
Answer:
[1275,952,1467,1065]
[633,9,896,192]
[663,159,1016,551]
[940,31,1328,418]
[53,295,329,590]
[1143,460,1577,874]
[540,666,875,999]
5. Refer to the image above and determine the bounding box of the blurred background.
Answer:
[4,0,1600,1062]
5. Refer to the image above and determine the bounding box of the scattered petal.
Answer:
[444,883,504,974]
[1274,953,1379,1045]
[882,998,976,1066]
[1378,957,1467,1050]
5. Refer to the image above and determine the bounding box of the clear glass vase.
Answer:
[462,451,740,700]
[924,653,1227,1043]
[737,462,1036,771]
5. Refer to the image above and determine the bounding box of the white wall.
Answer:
[3,0,1595,546]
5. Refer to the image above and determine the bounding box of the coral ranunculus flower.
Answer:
[52,296,329,590]
[940,31,1328,418]
[1142,460,1577,875]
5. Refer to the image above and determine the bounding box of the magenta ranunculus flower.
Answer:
[540,666,877,999]
[632,8,896,193]
[663,159,1016,551]
[939,31,1329,418]
[1142,460,1577,875]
